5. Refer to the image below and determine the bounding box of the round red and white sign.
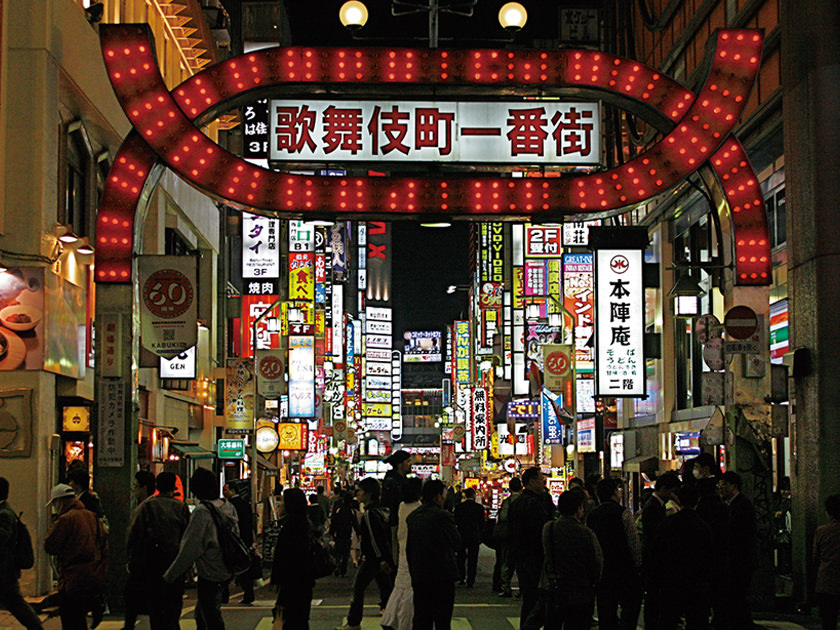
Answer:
[724,305,758,339]
[545,350,570,375]
[453,424,466,440]
[142,269,193,319]
[258,355,284,380]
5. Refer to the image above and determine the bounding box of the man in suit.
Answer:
[640,471,681,630]
[453,487,486,587]
[718,471,758,629]
[407,480,462,630]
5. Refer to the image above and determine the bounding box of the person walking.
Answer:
[0,477,42,630]
[271,489,315,630]
[126,472,191,630]
[406,479,461,630]
[163,468,239,630]
[814,494,840,630]
[335,477,394,630]
[453,487,486,588]
[541,490,603,630]
[380,478,422,630]
[44,483,108,630]
[696,476,729,627]
[508,466,555,628]
[329,491,356,578]
[651,485,715,629]
[494,477,522,597]
[718,471,757,629]
[640,471,681,629]
[585,477,642,630]
[66,467,106,522]
[382,451,412,554]
[223,482,255,604]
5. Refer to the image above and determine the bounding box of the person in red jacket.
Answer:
[44,484,108,630]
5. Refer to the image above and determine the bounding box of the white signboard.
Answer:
[138,256,198,359]
[366,320,393,335]
[392,351,403,441]
[270,100,600,165]
[366,306,392,321]
[577,417,596,453]
[332,286,344,363]
[595,249,645,396]
[367,334,392,348]
[472,387,489,450]
[366,349,392,362]
[242,212,280,278]
[97,381,125,467]
[160,346,196,379]
[289,336,315,417]
[497,423,528,455]
[289,220,315,252]
[366,376,392,390]
[367,361,392,376]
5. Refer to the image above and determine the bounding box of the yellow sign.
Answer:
[363,403,391,418]
[464,478,480,490]
[276,422,306,450]
[62,406,90,432]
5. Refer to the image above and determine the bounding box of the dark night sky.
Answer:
[391,222,471,336]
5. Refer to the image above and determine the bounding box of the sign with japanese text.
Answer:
[289,221,315,252]
[241,295,280,358]
[139,256,198,359]
[563,220,600,247]
[497,423,528,455]
[392,350,402,440]
[276,422,308,450]
[257,348,286,398]
[455,321,471,385]
[366,222,391,304]
[97,381,125,467]
[288,252,314,301]
[99,312,122,377]
[270,100,600,164]
[225,358,254,433]
[479,223,505,283]
[577,417,596,452]
[543,344,574,417]
[507,399,539,420]
[526,225,564,258]
[404,330,442,363]
[541,388,564,445]
[472,387,489,450]
[563,254,595,371]
[218,438,246,459]
[595,249,644,396]
[242,212,279,278]
[242,99,269,159]
[289,336,315,418]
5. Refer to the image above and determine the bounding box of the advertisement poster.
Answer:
[44,271,87,378]
[403,330,442,362]
[288,252,314,301]
[577,417,596,453]
[256,349,286,398]
[225,358,255,433]
[541,388,564,445]
[0,268,44,371]
[139,256,198,359]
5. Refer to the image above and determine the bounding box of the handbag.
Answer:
[203,501,252,576]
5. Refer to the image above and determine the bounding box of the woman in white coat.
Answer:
[380,477,423,630]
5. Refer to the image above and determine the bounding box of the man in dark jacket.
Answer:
[45,484,108,630]
[453,487,486,587]
[336,477,394,630]
[696,476,729,627]
[407,479,461,630]
[640,471,680,629]
[586,477,642,630]
[0,477,42,630]
[494,477,522,597]
[651,485,715,629]
[718,471,757,629]
[508,466,555,628]
[223,482,255,604]
[381,451,412,545]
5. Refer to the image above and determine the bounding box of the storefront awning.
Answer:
[622,455,659,474]
[170,442,215,459]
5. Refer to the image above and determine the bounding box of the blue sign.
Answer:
[541,389,564,445]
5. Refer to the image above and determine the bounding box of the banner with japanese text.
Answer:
[270,100,600,164]
[289,335,315,417]
[242,212,279,278]
[138,256,198,359]
[455,320,471,385]
[225,358,254,433]
[472,387,489,450]
[563,253,595,372]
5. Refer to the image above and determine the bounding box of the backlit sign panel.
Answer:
[270,100,600,165]
[242,212,279,278]
[404,330,442,363]
[289,335,315,417]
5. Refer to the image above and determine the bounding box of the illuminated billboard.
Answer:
[403,330,442,363]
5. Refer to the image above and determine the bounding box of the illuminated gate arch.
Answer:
[95,25,769,286]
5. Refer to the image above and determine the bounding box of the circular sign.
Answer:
[724,305,758,339]
[142,269,193,318]
[503,458,518,474]
[694,313,721,345]
[255,425,280,453]
[702,337,725,371]
[334,420,347,433]
[258,355,284,379]
[453,424,466,440]
[545,350,570,375]
[610,255,630,274]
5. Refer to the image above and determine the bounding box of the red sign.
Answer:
[258,354,284,379]
[724,305,758,339]
[525,225,563,258]
[142,269,193,318]
[441,443,455,467]
[546,350,571,376]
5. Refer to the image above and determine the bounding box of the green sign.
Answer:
[217,439,246,459]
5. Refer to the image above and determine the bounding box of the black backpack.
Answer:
[15,512,35,570]
[203,501,251,576]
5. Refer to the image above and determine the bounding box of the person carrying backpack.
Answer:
[0,477,42,630]
[163,468,240,630]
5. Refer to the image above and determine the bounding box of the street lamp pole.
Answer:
[250,296,282,521]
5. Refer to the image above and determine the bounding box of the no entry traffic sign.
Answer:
[724,305,758,339]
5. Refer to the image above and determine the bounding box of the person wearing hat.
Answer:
[382,450,412,558]
[44,483,108,630]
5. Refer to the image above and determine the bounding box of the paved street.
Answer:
[0,547,822,630]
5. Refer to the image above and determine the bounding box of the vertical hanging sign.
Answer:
[138,256,198,359]
[591,227,647,397]
[455,320,471,385]
[242,212,279,278]
[289,335,315,418]
[472,387,489,450]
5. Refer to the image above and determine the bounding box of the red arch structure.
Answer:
[96,25,770,286]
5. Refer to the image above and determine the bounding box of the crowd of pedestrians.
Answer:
[3,450,839,630]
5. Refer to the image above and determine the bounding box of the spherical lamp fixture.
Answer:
[498,2,528,32]
[339,1,369,30]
